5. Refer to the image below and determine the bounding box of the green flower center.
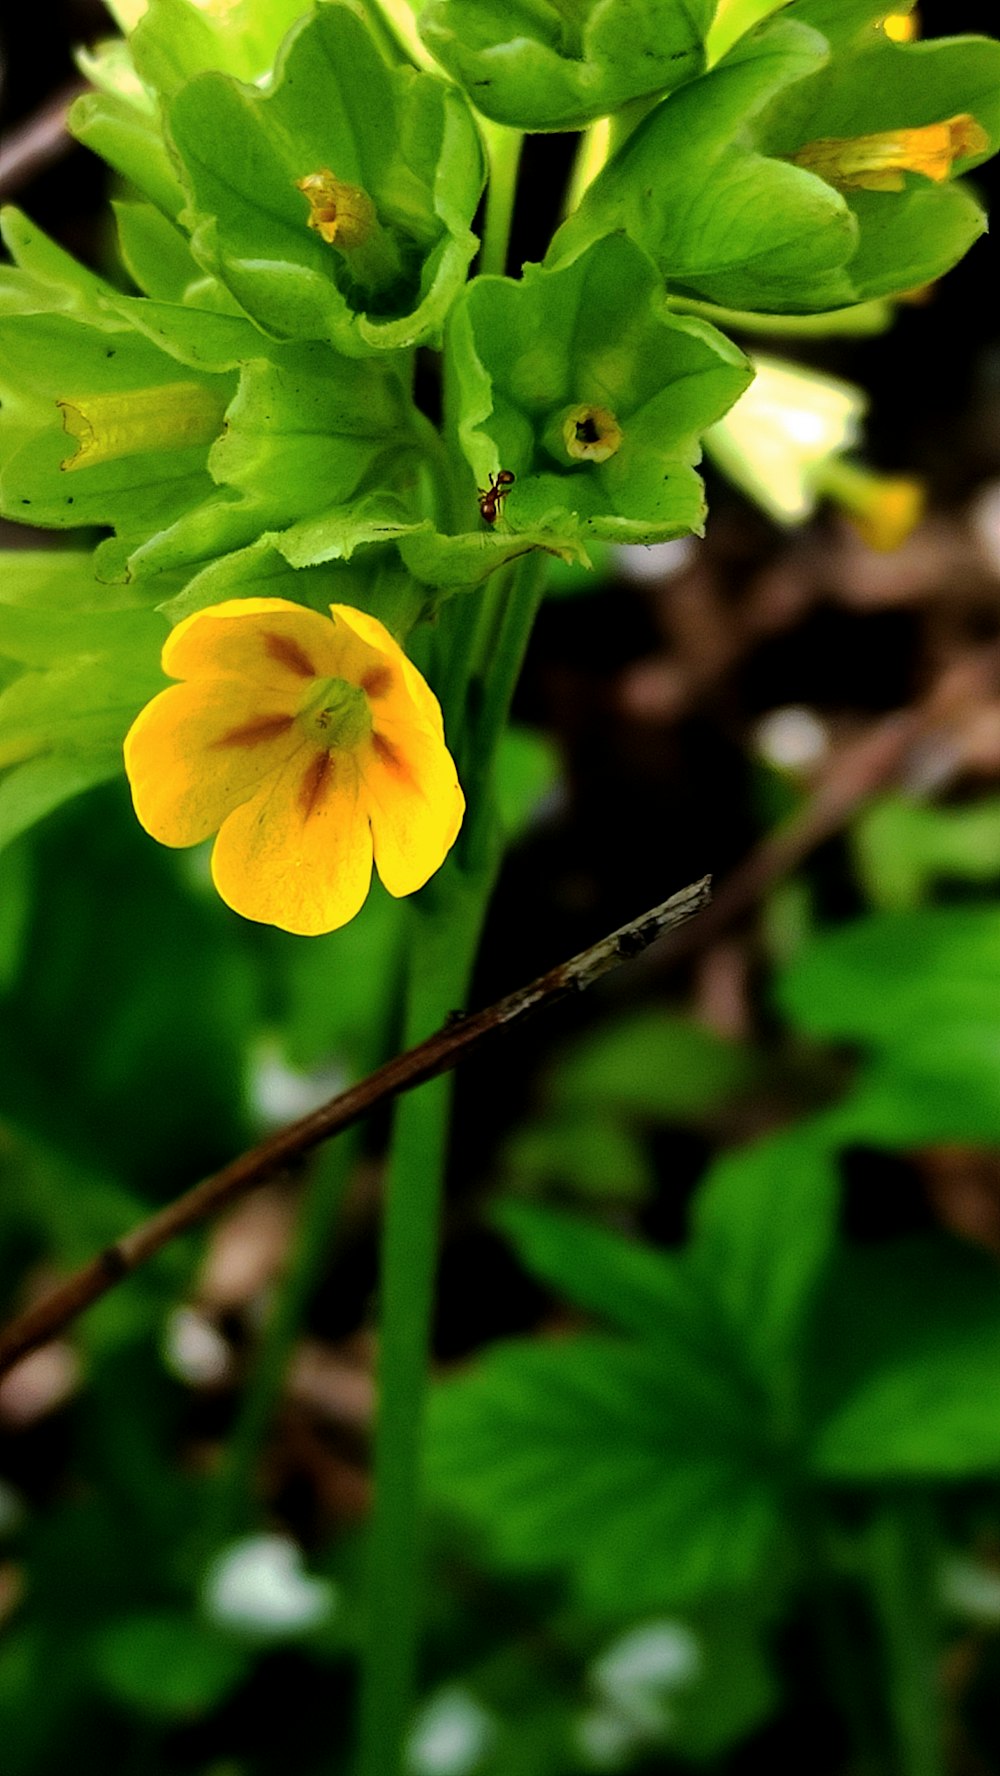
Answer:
[299,677,372,750]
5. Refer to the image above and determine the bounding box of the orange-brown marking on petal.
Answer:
[299,750,335,820]
[362,667,393,698]
[264,631,317,678]
[213,713,295,749]
[372,731,413,784]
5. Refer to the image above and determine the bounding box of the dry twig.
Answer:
[0,82,86,199]
[0,876,712,1377]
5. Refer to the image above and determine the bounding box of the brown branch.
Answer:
[0,82,87,200]
[0,876,712,1379]
[648,640,1000,975]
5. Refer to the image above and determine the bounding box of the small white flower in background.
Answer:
[616,538,698,584]
[941,1554,1000,1626]
[575,1705,643,1770]
[706,356,865,524]
[406,1687,497,1776]
[969,480,1000,576]
[249,1036,349,1127]
[163,1307,232,1387]
[754,706,830,773]
[591,1619,701,1736]
[202,1534,336,1638]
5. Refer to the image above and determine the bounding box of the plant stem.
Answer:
[355,876,486,1776]
[478,121,524,279]
[355,551,546,1776]
[805,1506,885,1776]
[868,1493,946,1776]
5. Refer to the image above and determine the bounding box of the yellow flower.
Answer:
[817,459,926,551]
[793,113,988,193]
[882,11,918,43]
[124,599,465,936]
[296,170,379,250]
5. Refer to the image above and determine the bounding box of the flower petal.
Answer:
[211,743,374,935]
[328,604,446,738]
[163,598,344,689]
[124,679,304,847]
[361,715,465,898]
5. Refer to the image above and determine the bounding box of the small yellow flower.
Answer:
[882,12,918,43]
[124,599,465,936]
[296,170,379,250]
[793,113,988,193]
[817,459,926,551]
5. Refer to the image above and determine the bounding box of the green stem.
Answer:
[478,122,524,279]
[803,1504,885,1776]
[868,1493,946,1776]
[356,552,546,1776]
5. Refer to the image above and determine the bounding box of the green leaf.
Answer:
[784,0,890,48]
[810,1239,1000,1480]
[0,786,259,1181]
[688,1125,840,1395]
[69,89,188,219]
[0,284,230,548]
[90,1610,250,1719]
[502,1109,652,1203]
[450,234,751,548]
[0,550,166,844]
[0,755,123,853]
[0,644,164,769]
[419,0,715,131]
[428,1332,781,1612]
[552,20,1000,312]
[495,723,560,839]
[275,877,405,1072]
[549,21,857,315]
[207,344,422,513]
[112,200,252,329]
[548,1010,751,1121]
[0,837,33,990]
[777,906,1000,1046]
[852,794,1000,912]
[493,1199,715,1344]
[753,31,1000,304]
[167,4,484,354]
[131,0,311,97]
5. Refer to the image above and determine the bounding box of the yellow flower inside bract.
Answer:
[124,599,465,936]
[793,113,988,192]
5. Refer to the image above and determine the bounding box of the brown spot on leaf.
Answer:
[362,667,392,698]
[214,713,294,748]
[299,750,334,819]
[264,631,316,678]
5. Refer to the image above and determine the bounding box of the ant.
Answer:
[478,468,515,525]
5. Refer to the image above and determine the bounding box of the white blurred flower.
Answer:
[406,1687,497,1776]
[706,357,865,523]
[591,1619,701,1735]
[163,1307,232,1388]
[755,706,830,773]
[941,1554,1000,1626]
[203,1535,336,1637]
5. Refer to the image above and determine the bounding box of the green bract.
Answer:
[550,15,1000,313]
[447,235,752,547]
[166,3,485,354]
[0,551,167,849]
[418,0,715,131]
[0,214,233,557]
[0,0,997,855]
